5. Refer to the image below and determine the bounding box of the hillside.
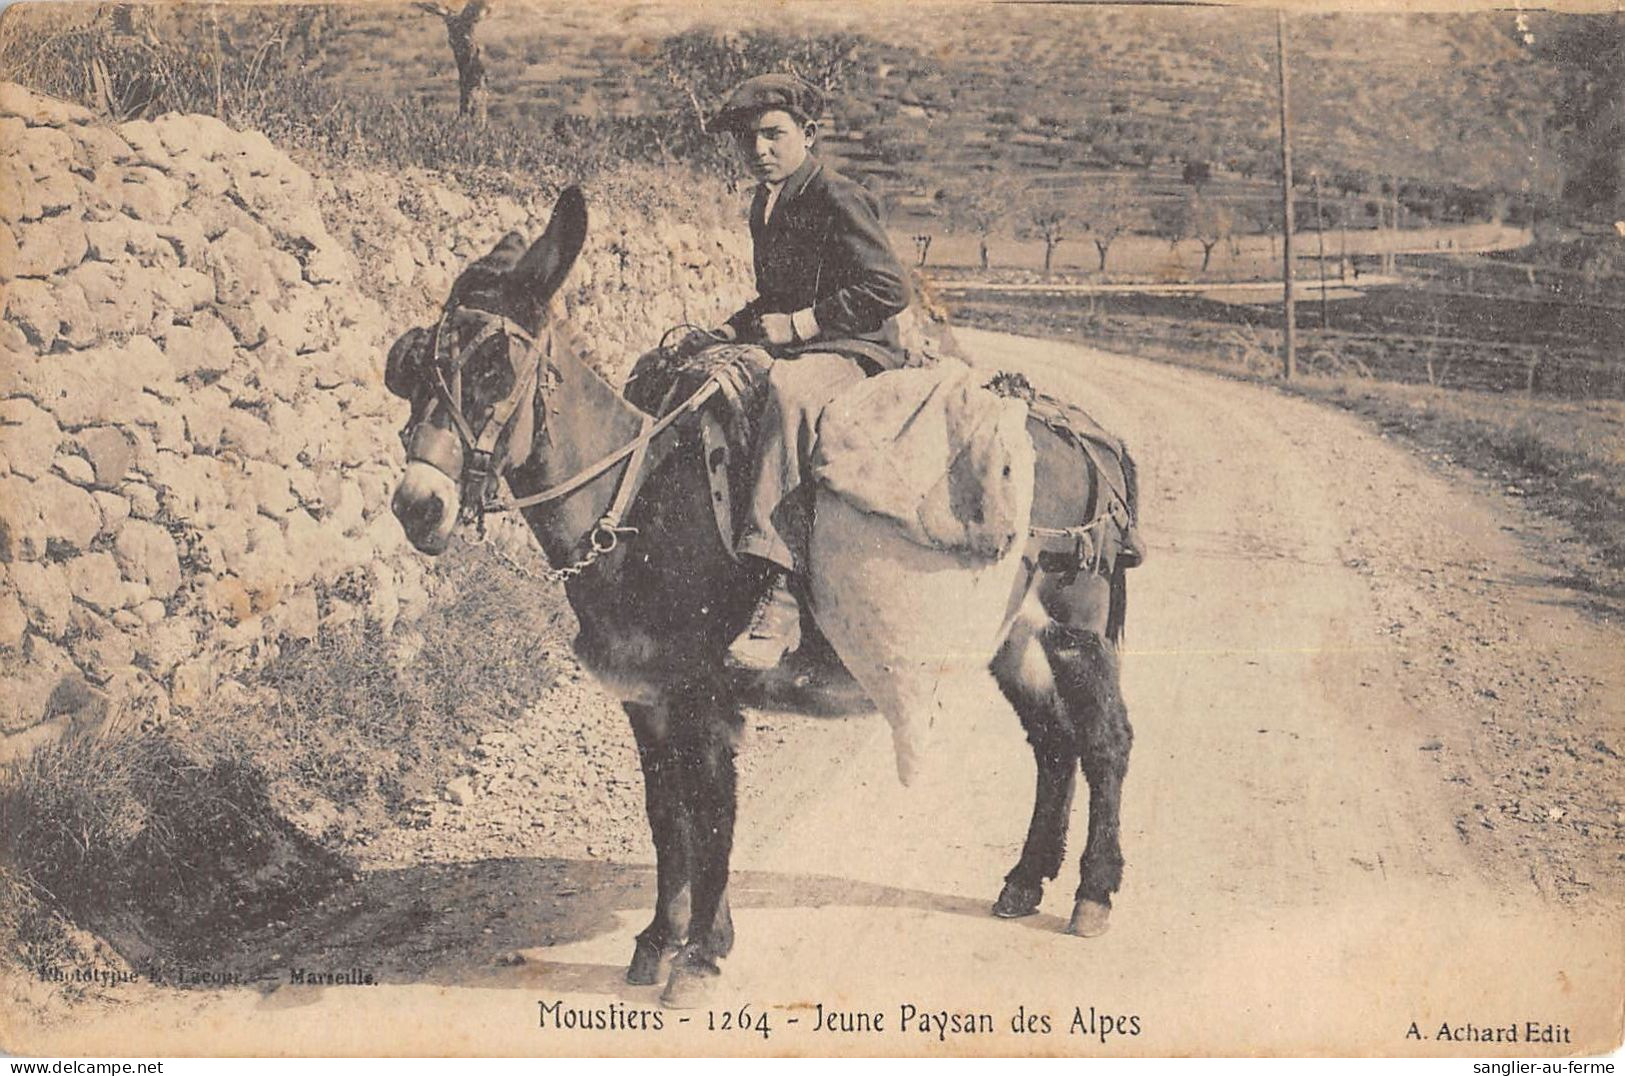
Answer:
[295,3,1569,209]
[1,3,1576,221]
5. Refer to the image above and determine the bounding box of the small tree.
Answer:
[1189,194,1234,274]
[1076,174,1134,273]
[1022,192,1071,277]
[942,175,1015,270]
[416,0,490,124]
[1148,196,1192,255]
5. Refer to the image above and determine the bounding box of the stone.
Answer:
[204,575,253,624]
[0,476,46,562]
[67,259,119,304]
[3,276,57,348]
[53,280,98,349]
[0,397,64,479]
[66,610,135,683]
[138,615,198,677]
[75,426,135,489]
[13,124,74,175]
[8,559,71,636]
[122,481,159,519]
[366,562,400,634]
[83,217,133,261]
[52,452,95,486]
[279,585,319,643]
[0,637,79,735]
[220,408,272,460]
[180,385,231,451]
[134,599,164,625]
[302,243,349,286]
[92,490,130,533]
[65,552,124,614]
[157,215,210,269]
[0,222,18,283]
[163,319,234,380]
[146,451,201,518]
[113,519,181,600]
[33,474,101,553]
[72,124,131,171]
[0,588,27,649]
[102,665,169,733]
[168,660,214,711]
[13,214,88,277]
[245,460,296,517]
[117,120,173,171]
[153,111,233,161]
[215,302,266,349]
[262,399,309,467]
[207,227,274,304]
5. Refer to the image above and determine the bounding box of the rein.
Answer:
[411,308,721,580]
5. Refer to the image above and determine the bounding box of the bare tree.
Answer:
[1077,174,1135,273]
[417,0,490,124]
[1022,193,1071,277]
[1189,194,1235,274]
[942,175,1015,270]
[1148,195,1192,256]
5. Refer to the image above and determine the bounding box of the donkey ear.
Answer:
[513,186,587,307]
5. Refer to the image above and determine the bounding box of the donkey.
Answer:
[386,188,1135,1006]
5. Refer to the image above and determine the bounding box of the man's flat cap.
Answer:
[708,73,825,134]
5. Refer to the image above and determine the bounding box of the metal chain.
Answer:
[482,520,637,585]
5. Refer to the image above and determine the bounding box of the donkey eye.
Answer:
[467,339,516,404]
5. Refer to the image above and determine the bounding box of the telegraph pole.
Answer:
[1313,170,1328,329]
[1275,9,1297,380]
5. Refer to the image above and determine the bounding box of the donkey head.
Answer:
[387,187,587,555]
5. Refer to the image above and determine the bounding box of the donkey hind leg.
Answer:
[989,600,1080,919]
[625,701,692,985]
[661,691,743,1008]
[1046,625,1132,937]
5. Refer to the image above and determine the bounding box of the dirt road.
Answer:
[15,329,1621,1057]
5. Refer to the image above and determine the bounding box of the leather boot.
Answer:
[726,572,803,671]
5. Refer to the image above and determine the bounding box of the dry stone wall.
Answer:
[0,83,431,757]
[0,84,764,760]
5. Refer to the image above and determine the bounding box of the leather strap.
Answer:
[699,409,740,562]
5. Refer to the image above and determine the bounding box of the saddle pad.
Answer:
[812,362,1032,563]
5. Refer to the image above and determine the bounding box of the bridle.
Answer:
[401,306,721,578]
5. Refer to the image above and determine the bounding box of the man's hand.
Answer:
[759,312,795,346]
[675,325,734,358]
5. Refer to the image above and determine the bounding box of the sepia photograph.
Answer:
[0,0,1620,1058]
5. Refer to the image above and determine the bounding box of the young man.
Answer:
[697,73,911,671]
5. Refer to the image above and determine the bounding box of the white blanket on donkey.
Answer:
[811,361,1032,563]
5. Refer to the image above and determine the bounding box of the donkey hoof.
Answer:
[660,953,720,1009]
[626,938,672,986]
[1066,899,1111,937]
[992,879,1043,919]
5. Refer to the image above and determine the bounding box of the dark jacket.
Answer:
[725,155,910,370]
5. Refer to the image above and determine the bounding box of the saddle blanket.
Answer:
[811,361,1033,563]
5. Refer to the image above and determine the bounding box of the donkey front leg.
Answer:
[625,701,692,985]
[661,692,743,1008]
